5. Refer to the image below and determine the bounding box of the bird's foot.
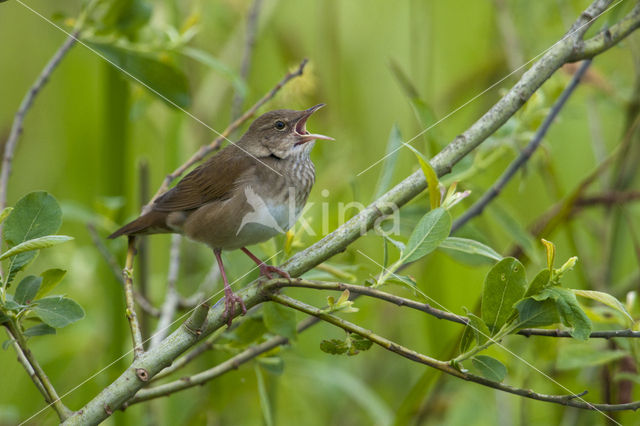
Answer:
[223,286,247,327]
[258,264,291,280]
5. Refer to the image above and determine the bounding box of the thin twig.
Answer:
[124,238,144,358]
[150,235,182,349]
[86,224,160,317]
[3,327,48,404]
[5,322,73,420]
[230,0,263,122]
[138,160,152,336]
[128,316,319,404]
[453,59,592,232]
[0,31,80,211]
[145,58,308,210]
[271,294,640,412]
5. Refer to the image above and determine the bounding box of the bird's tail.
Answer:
[108,211,170,239]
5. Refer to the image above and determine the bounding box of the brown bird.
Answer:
[109,104,333,323]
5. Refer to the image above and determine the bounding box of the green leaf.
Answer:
[23,323,56,337]
[37,269,67,298]
[472,355,507,382]
[263,302,297,341]
[467,312,491,346]
[32,296,85,328]
[534,287,592,340]
[573,290,634,325]
[14,276,42,305]
[3,192,62,285]
[403,143,440,209]
[402,208,451,263]
[320,338,348,355]
[524,269,550,298]
[0,310,8,324]
[374,125,403,199]
[514,298,560,329]
[387,274,417,288]
[351,334,373,351]
[181,47,247,99]
[556,343,627,370]
[481,257,527,334]
[439,237,502,262]
[90,42,191,108]
[383,234,406,253]
[459,325,474,353]
[0,235,73,261]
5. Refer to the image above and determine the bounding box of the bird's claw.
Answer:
[223,288,247,327]
[259,264,290,280]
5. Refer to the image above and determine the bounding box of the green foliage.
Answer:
[373,125,403,200]
[401,208,451,263]
[320,333,373,356]
[439,237,502,262]
[0,192,83,344]
[471,355,507,382]
[481,257,527,334]
[532,287,592,340]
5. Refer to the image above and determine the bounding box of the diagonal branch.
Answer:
[452,59,592,232]
[271,294,640,412]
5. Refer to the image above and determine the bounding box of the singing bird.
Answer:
[109,104,333,323]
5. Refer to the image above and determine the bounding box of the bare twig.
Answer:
[0,31,80,211]
[86,224,160,317]
[150,235,182,349]
[124,238,144,358]
[5,322,73,420]
[128,316,319,404]
[230,0,264,122]
[453,59,592,232]
[145,58,308,209]
[271,294,640,412]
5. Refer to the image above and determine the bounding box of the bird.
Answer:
[109,104,333,324]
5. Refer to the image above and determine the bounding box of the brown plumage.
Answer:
[109,105,332,324]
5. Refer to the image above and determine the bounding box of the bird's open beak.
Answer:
[294,104,334,145]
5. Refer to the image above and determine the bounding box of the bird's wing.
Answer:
[153,146,256,212]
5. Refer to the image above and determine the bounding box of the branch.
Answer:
[86,223,160,317]
[280,1,613,278]
[128,316,319,404]
[63,2,640,422]
[452,59,592,232]
[271,294,640,412]
[145,58,308,208]
[124,238,144,358]
[570,2,640,61]
[4,322,73,420]
[0,30,80,211]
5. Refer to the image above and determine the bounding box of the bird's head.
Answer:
[239,104,333,159]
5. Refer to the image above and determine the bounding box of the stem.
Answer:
[124,238,144,358]
[5,321,73,420]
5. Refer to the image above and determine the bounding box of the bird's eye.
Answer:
[274,120,286,130]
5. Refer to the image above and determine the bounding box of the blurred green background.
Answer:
[1,0,639,425]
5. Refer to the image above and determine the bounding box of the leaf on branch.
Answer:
[36,269,67,299]
[32,296,85,328]
[514,298,560,329]
[14,275,42,305]
[403,142,441,209]
[471,355,507,382]
[373,125,403,200]
[439,237,502,262]
[350,334,373,352]
[401,208,451,263]
[256,356,284,375]
[24,323,56,337]
[263,302,297,341]
[573,289,633,326]
[481,257,527,334]
[524,269,551,298]
[533,287,591,340]
[320,338,348,355]
[3,192,62,286]
[0,235,73,261]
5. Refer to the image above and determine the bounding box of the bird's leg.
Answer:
[214,249,246,326]
[241,247,291,280]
